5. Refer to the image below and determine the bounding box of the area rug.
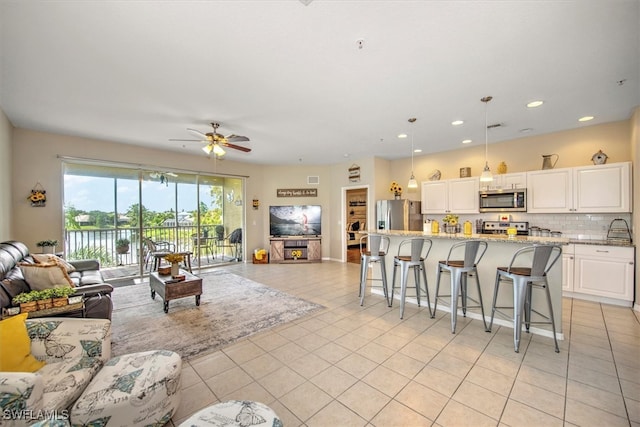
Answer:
[109,270,325,360]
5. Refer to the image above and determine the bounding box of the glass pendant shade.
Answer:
[408,173,418,189]
[202,144,213,155]
[480,96,494,182]
[480,163,493,182]
[212,144,226,156]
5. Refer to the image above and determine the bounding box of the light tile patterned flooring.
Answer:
[164,261,639,426]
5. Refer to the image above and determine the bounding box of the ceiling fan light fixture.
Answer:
[202,144,213,155]
[212,144,226,156]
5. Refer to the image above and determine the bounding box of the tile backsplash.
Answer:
[427,212,633,240]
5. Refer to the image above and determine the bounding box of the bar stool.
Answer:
[433,240,489,333]
[390,238,433,319]
[488,244,562,353]
[358,234,391,306]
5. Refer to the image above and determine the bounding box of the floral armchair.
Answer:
[0,316,111,426]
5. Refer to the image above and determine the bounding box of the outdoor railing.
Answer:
[64,225,223,268]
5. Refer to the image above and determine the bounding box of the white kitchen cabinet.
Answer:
[527,162,631,213]
[564,244,635,306]
[526,167,573,213]
[421,177,479,214]
[480,172,527,191]
[562,244,575,293]
[574,162,631,212]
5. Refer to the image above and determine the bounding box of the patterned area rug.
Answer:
[109,270,324,360]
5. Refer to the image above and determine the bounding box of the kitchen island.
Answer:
[370,230,570,340]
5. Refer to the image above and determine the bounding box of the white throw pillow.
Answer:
[19,262,74,290]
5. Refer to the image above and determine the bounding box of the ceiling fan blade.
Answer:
[187,128,208,139]
[223,142,252,153]
[169,138,201,142]
[226,134,250,142]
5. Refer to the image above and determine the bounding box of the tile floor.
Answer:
[163,261,639,426]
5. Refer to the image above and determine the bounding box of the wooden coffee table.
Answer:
[149,270,202,313]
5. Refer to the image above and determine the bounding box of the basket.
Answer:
[252,254,268,264]
[158,266,171,275]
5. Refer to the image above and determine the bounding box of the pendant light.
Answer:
[407,117,418,189]
[480,96,493,182]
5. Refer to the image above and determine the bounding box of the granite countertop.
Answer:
[375,230,635,247]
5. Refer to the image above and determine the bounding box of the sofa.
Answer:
[0,241,114,320]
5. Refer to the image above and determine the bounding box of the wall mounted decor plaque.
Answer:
[276,188,318,197]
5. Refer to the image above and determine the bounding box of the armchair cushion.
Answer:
[0,373,44,424]
[0,314,45,372]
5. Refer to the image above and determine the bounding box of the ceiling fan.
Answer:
[171,122,251,157]
[149,171,177,186]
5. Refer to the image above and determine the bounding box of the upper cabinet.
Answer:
[527,162,631,213]
[421,177,479,214]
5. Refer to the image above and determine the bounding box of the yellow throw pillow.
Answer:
[0,313,46,372]
[32,253,76,273]
[19,262,74,290]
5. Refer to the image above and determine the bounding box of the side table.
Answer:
[149,269,202,313]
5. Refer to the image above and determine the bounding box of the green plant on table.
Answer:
[115,238,130,247]
[51,286,76,298]
[36,239,59,247]
[12,292,37,305]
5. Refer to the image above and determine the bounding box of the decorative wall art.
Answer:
[276,188,318,197]
[348,164,361,182]
[28,182,46,207]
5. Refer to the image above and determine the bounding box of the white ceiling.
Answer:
[1,1,639,165]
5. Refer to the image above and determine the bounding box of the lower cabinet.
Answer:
[269,237,322,263]
[563,244,635,306]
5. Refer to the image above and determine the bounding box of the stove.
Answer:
[481,220,529,235]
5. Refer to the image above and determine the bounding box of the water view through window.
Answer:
[63,162,244,277]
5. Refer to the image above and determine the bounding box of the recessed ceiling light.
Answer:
[414,149,422,153]
[519,128,533,133]
[527,100,544,108]
[397,133,408,139]
[462,139,472,144]
[578,116,594,122]
[451,120,464,126]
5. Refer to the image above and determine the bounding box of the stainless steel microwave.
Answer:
[479,189,527,212]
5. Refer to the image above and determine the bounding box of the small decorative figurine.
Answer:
[591,150,608,165]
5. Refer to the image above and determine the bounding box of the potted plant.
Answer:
[12,291,38,313]
[115,238,130,254]
[51,286,75,307]
[35,289,54,310]
[36,239,59,254]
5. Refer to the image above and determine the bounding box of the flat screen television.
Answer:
[269,205,322,237]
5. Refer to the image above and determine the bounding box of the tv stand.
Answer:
[269,237,321,263]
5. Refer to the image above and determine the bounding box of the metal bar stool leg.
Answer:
[380,257,390,306]
[359,257,369,306]
[450,269,463,333]
[421,261,432,317]
[542,279,560,352]
[432,266,442,318]
[513,277,528,353]
[474,272,489,331]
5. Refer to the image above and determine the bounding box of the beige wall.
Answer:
[389,120,632,194]
[0,109,12,241]
[6,115,637,272]
[11,128,269,256]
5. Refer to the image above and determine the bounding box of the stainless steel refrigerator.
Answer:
[376,199,423,231]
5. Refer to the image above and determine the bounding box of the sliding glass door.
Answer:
[63,161,244,279]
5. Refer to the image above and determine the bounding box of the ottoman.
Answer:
[70,350,181,427]
[179,400,282,427]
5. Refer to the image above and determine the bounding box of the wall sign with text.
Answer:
[276,188,318,197]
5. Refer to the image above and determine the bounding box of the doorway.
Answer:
[345,187,368,264]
